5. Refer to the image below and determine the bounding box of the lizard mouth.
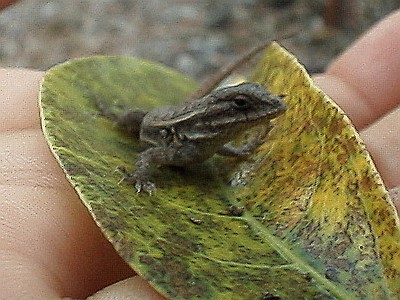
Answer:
[245,105,286,123]
[264,98,287,118]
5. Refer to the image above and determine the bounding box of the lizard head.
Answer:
[205,82,286,129]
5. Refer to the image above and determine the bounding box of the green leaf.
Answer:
[40,45,400,299]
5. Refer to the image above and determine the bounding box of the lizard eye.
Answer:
[232,95,251,109]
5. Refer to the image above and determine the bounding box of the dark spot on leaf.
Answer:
[261,292,281,299]
[228,205,245,216]
[302,273,312,282]
[245,200,257,210]
[189,216,203,225]
[325,266,338,281]
[218,205,245,216]
[139,255,155,265]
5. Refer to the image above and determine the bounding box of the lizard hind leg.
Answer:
[93,95,146,137]
[116,109,147,137]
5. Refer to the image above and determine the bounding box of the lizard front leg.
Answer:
[123,146,176,194]
[217,124,273,158]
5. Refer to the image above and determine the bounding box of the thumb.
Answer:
[85,277,165,300]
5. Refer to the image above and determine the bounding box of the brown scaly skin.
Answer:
[102,83,285,194]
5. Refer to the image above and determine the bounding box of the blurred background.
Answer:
[0,0,399,80]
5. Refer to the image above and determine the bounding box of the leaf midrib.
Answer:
[244,211,358,299]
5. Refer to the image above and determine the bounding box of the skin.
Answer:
[1,2,400,298]
[0,0,15,9]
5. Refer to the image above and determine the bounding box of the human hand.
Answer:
[1,8,400,300]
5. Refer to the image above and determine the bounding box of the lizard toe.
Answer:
[135,181,156,195]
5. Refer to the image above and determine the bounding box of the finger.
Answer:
[0,68,43,131]
[314,9,400,129]
[0,0,18,10]
[86,277,164,300]
[360,107,400,189]
[389,187,400,215]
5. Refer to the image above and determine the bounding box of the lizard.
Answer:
[96,31,297,194]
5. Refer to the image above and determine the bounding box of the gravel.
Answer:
[0,0,398,80]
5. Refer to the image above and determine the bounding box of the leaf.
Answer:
[39,45,400,299]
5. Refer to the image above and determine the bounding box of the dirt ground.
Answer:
[0,0,398,80]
